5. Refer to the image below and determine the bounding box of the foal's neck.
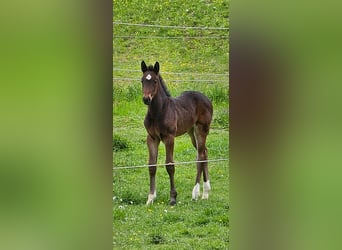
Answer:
[149,76,169,115]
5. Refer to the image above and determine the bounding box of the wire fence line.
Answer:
[113,21,229,30]
[113,77,228,83]
[113,68,229,76]
[113,22,228,78]
[113,158,229,170]
[113,35,228,40]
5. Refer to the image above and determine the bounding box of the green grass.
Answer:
[114,0,229,248]
[113,0,229,73]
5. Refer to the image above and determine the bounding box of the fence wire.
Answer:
[113,68,229,76]
[114,36,228,40]
[113,21,229,30]
[113,77,228,83]
[113,158,229,170]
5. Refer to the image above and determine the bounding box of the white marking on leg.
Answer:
[202,180,211,199]
[146,190,157,205]
[192,183,200,200]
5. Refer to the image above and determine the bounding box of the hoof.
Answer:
[192,183,200,200]
[202,194,209,199]
[202,180,211,200]
[146,191,156,205]
[169,190,177,206]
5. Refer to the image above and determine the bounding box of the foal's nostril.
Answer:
[143,96,151,105]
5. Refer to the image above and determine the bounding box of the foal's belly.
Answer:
[175,117,195,136]
[146,121,190,140]
[175,126,191,137]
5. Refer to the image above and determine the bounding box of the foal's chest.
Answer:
[144,102,177,140]
[144,118,163,140]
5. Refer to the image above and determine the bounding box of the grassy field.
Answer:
[113,0,229,249]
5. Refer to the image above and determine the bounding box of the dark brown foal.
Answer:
[141,61,213,205]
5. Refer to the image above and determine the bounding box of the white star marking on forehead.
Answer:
[146,74,152,80]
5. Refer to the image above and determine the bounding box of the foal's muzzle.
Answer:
[143,96,152,105]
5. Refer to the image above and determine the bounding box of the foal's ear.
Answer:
[153,62,160,74]
[141,60,147,72]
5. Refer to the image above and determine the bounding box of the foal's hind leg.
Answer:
[192,124,211,200]
[189,128,201,199]
[146,135,160,205]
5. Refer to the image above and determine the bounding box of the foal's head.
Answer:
[141,61,160,105]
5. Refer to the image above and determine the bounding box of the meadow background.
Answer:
[113,0,229,248]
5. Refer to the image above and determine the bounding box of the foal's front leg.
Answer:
[164,135,177,205]
[146,135,160,205]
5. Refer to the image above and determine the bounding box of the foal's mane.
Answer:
[147,65,171,97]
